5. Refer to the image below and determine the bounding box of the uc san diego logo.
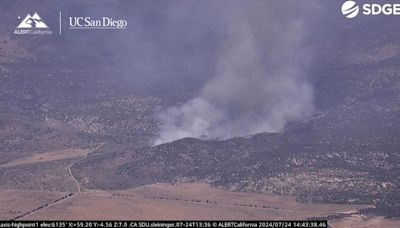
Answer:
[341,1,359,18]
[14,12,52,35]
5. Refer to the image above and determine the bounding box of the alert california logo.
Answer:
[14,12,52,35]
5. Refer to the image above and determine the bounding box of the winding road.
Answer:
[14,143,105,220]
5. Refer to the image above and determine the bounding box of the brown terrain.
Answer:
[10,183,374,221]
[0,1,400,226]
[0,148,91,168]
[1,181,398,227]
[330,216,400,228]
[0,190,67,220]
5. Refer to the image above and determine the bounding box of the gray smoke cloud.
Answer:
[155,1,317,145]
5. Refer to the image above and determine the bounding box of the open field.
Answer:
[0,190,68,220]
[22,183,372,220]
[0,159,77,192]
[0,143,104,191]
[330,216,400,228]
[0,148,91,168]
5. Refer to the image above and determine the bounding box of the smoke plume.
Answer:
[155,1,316,145]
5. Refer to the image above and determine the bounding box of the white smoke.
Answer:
[155,1,316,145]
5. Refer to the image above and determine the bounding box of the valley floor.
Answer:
[0,144,398,227]
[2,182,397,228]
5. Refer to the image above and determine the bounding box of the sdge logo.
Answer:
[341,1,359,18]
[341,0,400,18]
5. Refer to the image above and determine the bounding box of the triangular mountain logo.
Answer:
[17,13,48,29]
